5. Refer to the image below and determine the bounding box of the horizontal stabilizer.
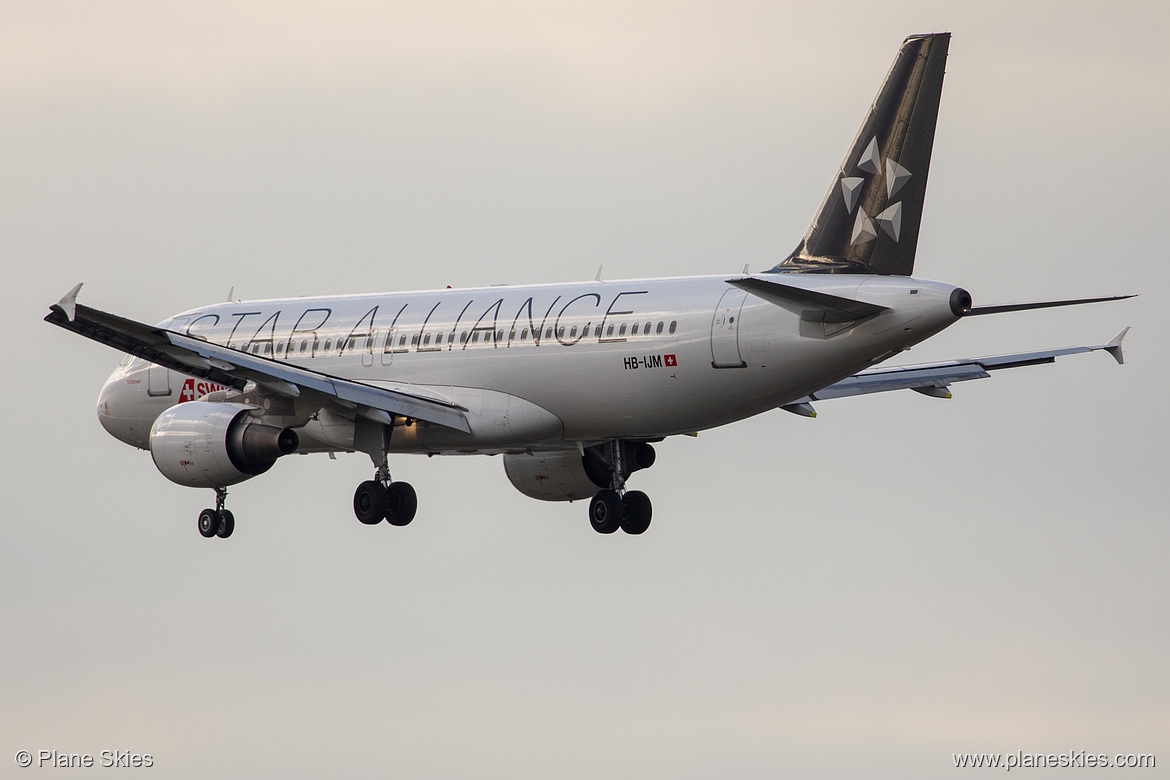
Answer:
[962,295,1135,316]
[727,277,888,323]
[44,287,472,433]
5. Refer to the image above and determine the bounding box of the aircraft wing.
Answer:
[783,328,1129,412]
[45,284,472,433]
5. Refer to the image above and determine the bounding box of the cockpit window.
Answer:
[119,354,134,367]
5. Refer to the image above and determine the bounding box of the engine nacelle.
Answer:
[149,401,298,488]
[503,451,605,502]
[504,442,658,502]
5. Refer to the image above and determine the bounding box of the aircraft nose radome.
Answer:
[97,370,150,450]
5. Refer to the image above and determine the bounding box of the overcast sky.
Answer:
[2,2,1167,777]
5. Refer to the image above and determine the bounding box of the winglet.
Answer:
[51,283,84,322]
[1105,327,1130,365]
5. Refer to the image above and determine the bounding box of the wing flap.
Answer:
[791,329,1130,405]
[808,363,990,400]
[46,291,472,433]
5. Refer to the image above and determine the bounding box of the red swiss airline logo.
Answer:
[179,378,227,403]
[664,354,677,367]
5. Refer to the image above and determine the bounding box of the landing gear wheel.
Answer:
[354,480,388,525]
[386,482,417,526]
[198,508,219,538]
[216,509,235,538]
[589,490,623,534]
[620,490,652,535]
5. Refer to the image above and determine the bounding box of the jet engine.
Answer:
[149,401,298,488]
[503,442,656,502]
[503,451,603,502]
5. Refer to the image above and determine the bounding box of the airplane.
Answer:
[46,33,1132,539]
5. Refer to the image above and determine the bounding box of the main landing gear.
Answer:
[588,440,653,535]
[353,444,417,527]
[353,479,417,526]
[198,486,235,539]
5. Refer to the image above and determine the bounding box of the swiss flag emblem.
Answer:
[664,354,677,367]
[178,378,226,403]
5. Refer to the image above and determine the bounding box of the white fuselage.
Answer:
[97,273,962,454]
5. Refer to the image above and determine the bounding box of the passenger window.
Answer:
[264,343,272,355]
[644,321,651,334]
[472,332,479,344]
[435,333,444,346]
[570,326,577,338]
[618,324,627,336]
[656,322,664,335]
[410,334,418,346]
[595,325,602,337]
[323,338,332,351]
[669,321,677,334]
[461,331,469,344]
[276,341,284,354]
[300,341,308,353]
[607,324,614,337]
[630,323,639,336]
[423,334,431,346]
[521,328,528,341]
[545,328,553,340]
[497,330,504,343]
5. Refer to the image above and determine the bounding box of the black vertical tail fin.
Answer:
[772,33,950,276]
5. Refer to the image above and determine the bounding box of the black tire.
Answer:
[620,491,652,535]
[386,482,417,526]
[216,509,235,538]
[198,508,219,538]
[589,490,622,534]
[354,480,388,525]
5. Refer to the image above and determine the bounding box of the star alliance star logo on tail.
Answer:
[841,135,908,246]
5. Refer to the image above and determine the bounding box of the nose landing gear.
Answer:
[198,487,235,539]
[588,440,653,535]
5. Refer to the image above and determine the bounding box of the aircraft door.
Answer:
[147,363,171,397]
[710,289,748,368]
